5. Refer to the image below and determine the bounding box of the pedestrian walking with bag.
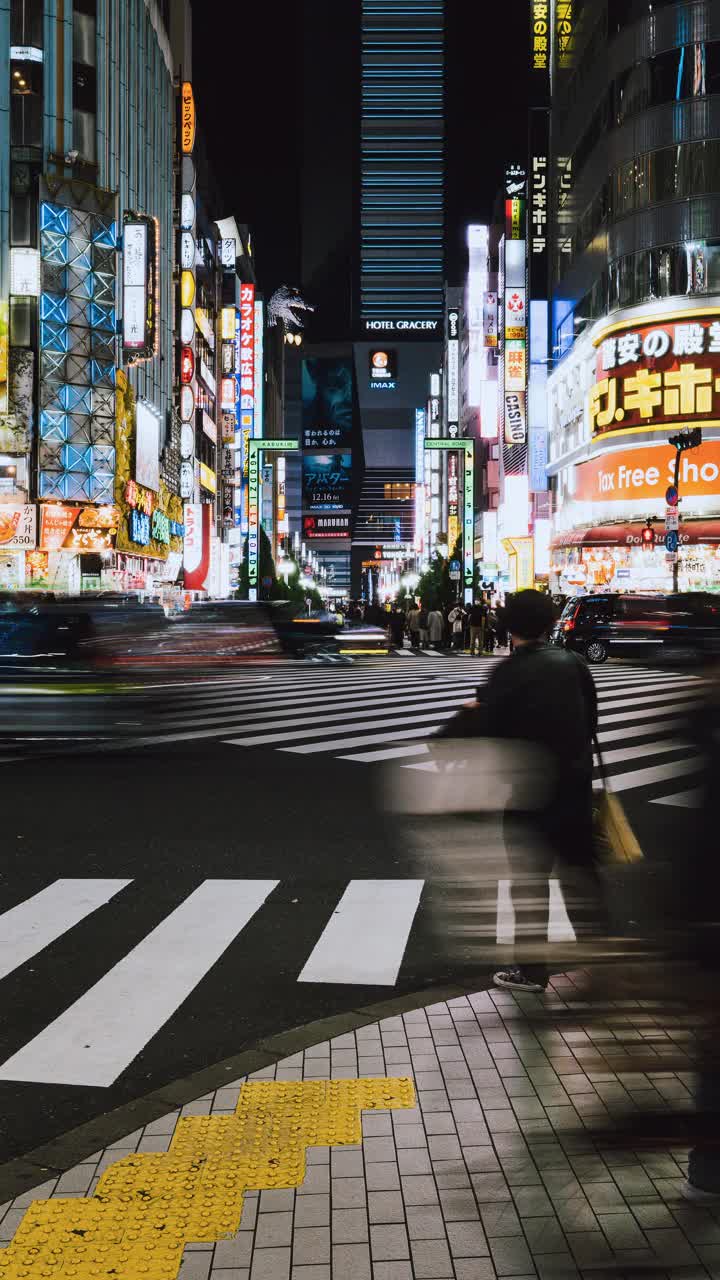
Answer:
[468,601,486,655]
[442,590,605,992]
[448,604,466,651]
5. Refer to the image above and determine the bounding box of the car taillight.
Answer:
[562,605,581,632]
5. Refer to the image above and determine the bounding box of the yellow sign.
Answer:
[503,536,534,591]
[180,269,195,308]
[199,462,216,494]
[556,0,573,70]
[220,306,235,341]
[181,81,196,154]
[531,0,549,72]
[590,362,719,435]
[0,1078,415,1280]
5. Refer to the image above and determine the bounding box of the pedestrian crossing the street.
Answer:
[0,875,574,1088]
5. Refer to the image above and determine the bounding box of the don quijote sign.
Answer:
[590,311,720,436]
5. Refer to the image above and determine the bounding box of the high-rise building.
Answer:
[2,0,180,594]
[299,0,445,597]
[360,0,445,332]
[547,0,720,595]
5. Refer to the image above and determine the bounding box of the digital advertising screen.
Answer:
[302,357,353,450]
[302,453,352,511]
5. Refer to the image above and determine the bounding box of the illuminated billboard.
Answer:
[302,453,352,511]
[302,357,353,449]
[590,311,720,437]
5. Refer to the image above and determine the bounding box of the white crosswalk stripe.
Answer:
[1,659,705,806]
[0,874,590,1086]
[206,660,703,807]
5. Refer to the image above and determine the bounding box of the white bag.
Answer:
[384,737,555,816]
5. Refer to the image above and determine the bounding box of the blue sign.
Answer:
[130,510,151,546]
[393,519,401,542]
[665,530,679,552]
[666,485,679,506]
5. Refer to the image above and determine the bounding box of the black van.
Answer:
[551,592,720,663]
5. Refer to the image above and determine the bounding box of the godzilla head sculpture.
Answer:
[267,286,315,331]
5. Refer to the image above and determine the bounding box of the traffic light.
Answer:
[669,427,702,450]
[641,521,655,550]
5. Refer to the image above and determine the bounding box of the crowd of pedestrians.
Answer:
[389,597,508,654]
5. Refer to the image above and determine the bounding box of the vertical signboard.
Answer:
[254,298,264,436]
[414,408,425,554]
[447,309,460,437]
[247,439,260,593]
[239,283,256,436]
[447,450,459,549]
[529,109,550,301]
[463,442,474,602]
[503,164,528,469]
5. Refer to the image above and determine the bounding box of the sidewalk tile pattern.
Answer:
[0,976,705,1280]
[0,1079,414,1279]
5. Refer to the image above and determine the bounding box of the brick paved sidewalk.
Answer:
[0,971,707,1280]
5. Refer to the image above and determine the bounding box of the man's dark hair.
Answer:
[504,589,555,641]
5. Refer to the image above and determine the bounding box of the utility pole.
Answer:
[667,427,702,593]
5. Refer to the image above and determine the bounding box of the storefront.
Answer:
[552,522,720,594]
[548,299,720,594]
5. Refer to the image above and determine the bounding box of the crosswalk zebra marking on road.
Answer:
[0,879,280,1088]
[0,870,680,1088]
[651,787,703,808]
[0,879,131,983]
[298,879,425,987]
[605,756,703,794]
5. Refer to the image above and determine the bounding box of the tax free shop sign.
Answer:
[574,441,720,504]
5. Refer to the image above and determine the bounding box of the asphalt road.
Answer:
[0,656,698,1193]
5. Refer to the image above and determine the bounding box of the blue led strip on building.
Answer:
[361,0,445,323]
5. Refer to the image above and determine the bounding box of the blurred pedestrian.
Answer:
[485,607,498,653]
[468,590,603,992]
[388,606,406,650]
[428,607,444,651]
[448,604,466,651]
[468,600,486,655]
[407,602,421,650]
[418,605,430,650]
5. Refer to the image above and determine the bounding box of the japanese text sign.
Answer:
[590,313,720,436]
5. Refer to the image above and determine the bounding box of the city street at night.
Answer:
[2,0,720,1276]
[0,655,701,1192]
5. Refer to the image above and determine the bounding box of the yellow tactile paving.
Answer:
[0,1077,415,1279]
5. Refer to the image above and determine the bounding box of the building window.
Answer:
[10,59,42,148]
[72,0,97,163]
[10,0,43,47]
[383,482,413,503]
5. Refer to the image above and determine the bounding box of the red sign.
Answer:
[239,282,255,413]
[591,311,720,436]
[39,504,118,552]
[303,514,350,540]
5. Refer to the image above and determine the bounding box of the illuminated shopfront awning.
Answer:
[552,520,720,548]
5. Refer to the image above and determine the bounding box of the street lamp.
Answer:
[278,556,297,583]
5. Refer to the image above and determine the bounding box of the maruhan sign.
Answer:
[364,320,439,332]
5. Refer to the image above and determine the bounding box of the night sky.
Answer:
[192,1,529,294]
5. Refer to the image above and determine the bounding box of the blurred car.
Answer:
[0,595,168,670]
[551,591,720,663]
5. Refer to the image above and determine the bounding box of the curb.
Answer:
[0,977,491,1205]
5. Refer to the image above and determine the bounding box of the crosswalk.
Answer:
[0,874,575,1089]
[152,658,705,808]
[0,658,706,807]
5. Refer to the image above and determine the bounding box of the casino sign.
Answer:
[589,309,720,437]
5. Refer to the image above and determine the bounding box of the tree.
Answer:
[412,537,464,610]
[236,527,323,610]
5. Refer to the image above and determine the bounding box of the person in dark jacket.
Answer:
[470,590,602,992]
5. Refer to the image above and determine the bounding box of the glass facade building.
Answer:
[1,0,177,592]
[547,0,720,597]
[360,0,445,329]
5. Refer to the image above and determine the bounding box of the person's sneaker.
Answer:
[680,1180,720,1203]
[493,967,546,993]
